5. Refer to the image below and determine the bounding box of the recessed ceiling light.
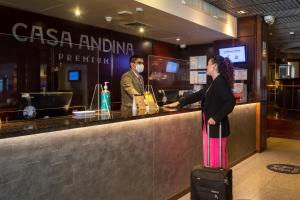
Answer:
[237,10,247,14]
[105,16,112,22]
[180,44,186,49]
[213,15,218,18]
[74,8,81,16]
[136,7,144,12]
[290,31,295,35]
[269,32,273,36]
[117,10,132,15]
[176,38,180,41]
[139,27,145,33]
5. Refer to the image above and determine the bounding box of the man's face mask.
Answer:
[135,63,144,73]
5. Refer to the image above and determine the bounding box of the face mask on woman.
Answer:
[135,64,144,73]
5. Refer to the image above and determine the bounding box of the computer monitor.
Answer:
[0,79,3,92]
[166,61,179,73]
[68,70,81,81]
[219,46,247,63]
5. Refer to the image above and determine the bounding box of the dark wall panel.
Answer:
[238,16,256,37]
[181,43,214,60]
[152,41,183,59]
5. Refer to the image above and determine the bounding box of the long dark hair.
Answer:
[210,55,234,88]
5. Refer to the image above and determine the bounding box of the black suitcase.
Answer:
[191,123,233,200]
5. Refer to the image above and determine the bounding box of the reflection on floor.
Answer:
[267,106,300,140]
[178,137,300,200]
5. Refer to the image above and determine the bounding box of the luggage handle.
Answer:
[207,122,222,168]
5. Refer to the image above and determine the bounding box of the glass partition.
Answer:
[0,32,119,121]
[148,55,193,106]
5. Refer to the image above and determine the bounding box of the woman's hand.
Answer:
[163,101,180,108]
[208,117,216,125]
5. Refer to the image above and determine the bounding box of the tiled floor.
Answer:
[178,137,300,200]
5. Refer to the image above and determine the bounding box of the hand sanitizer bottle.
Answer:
[101,82,111,113]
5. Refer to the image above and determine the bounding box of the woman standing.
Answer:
[164,55,235,168]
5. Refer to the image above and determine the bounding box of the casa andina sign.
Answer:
[11,22,135,65]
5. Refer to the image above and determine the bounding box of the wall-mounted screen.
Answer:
[219,46,246,63]
[0,79,3,92]
[166,61,179,73]
[68,70,81,81]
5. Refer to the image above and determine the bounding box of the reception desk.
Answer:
[0,103,259,200]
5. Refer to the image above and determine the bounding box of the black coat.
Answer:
[179,75,235,138]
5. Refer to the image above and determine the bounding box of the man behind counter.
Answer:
[120,55,145,112]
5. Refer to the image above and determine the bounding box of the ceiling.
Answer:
[0,0,234,45]
[203,0,300,56]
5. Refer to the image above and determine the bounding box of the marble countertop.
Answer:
[0,107,201,139]
[0,101,258,139]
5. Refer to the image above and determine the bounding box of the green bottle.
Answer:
[101,82,111,113]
